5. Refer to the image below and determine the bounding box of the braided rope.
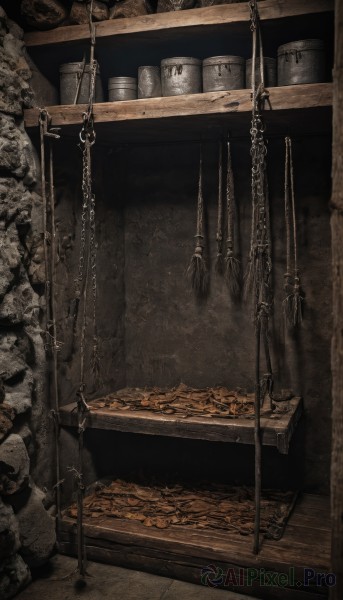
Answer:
[215,141,224,273]
[225,140,240,298]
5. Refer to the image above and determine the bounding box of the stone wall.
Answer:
[0,8,56,599]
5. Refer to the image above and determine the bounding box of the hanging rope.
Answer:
[71,0,98,579]
[246,0,273,556]
[187,148,209,296]
[39,109,62,528]
[224,139,240,299]
[215,141,224,274]
[283,137,304,327]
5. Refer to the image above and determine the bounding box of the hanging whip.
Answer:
[187,148,209,296]
[224,139,240,299]
[246,0,273,555]
[283,137,304,327]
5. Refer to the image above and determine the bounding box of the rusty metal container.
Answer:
[203,56,245,92]
[138,66,162,99]
[245,57,277,89]
[161,57,202,96]
[108,77,137,101]
[59,61,104,105]
[277,39,325,86]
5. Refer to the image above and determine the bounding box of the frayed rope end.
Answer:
[187,253,209,297]
[225,254,240,299]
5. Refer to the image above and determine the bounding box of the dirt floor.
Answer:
[15,554,257,600]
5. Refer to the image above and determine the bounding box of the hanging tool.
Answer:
[187,147,209,296]
[283,136,304,327]
[215,141,224,274]
[224,138,240,299]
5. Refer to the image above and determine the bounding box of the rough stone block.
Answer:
[0,497,20,559]
[0,333,28,382]
[69,1,109,24]
[0,46,33,115]
[5,372,34,416]
[0,403,15,443]
[110,0,153,18]
[16,484,56,567]
[0,179,32,225]
[0,434,30,495]
[0,281,40,327]
[157,0,195,12]
[0,115,39,183]
[0,554,31,599]
[21,0,68,30]
[15,425,34,457]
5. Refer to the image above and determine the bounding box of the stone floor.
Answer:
[15,554,258,600]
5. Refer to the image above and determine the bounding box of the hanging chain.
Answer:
[247,0,274,558]
[71,0,98,579]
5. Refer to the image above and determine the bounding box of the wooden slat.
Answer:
[58,396,302,452]
[58,542,328,600]
[59,495,330,600]
[23,84,333,131]
[24,0,334,48]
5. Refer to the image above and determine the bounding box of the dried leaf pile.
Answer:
[90,384,259,419]
[66,479,296,540]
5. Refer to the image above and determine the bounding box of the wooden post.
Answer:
[331,2,343,598]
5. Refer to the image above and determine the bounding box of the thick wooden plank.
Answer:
[23,84,333,130]
[58,542,328,600]
[58,495,330,599]
[24,0,334,48]
[59,495,329,567]
[58,396,302,452]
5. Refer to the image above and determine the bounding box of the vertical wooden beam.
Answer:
[331,2,343,598]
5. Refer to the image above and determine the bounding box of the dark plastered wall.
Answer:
[55,134,331,503]
[122,136,332,493]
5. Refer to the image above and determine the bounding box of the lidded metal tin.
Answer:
[203,56,245,92]
[277,39,325,86]
[138,66,162,99]
[161,57,202,97]
[108,77,137,101]
[245,57,277,89]
[59,62,104,105]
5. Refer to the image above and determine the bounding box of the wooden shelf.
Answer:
[59,494,330,600]
[24,0,333,48]
[23,84,333,143]
[59,396,302,454]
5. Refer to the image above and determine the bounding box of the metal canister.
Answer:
[277,39,325,86]
[161,57,202,96]
[59,62,104,105]
[138,66,162,99]
[245,57,277,89]
[108,77,137,101]
[203,56,245,92]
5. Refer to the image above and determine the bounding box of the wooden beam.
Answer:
[58,396,302,452]
[24,0,334,47]
[23,83,333,130]
[330,1,343,599]
[58,494,330,600]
